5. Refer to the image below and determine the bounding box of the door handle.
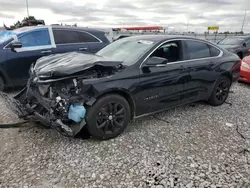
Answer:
[41,50,52,54]
[79,47,88,51]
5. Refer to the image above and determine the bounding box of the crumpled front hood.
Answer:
[34,52,123,79]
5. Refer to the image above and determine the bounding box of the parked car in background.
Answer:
[11,35,240,140]
[239,49,250,83]
[218,36,250,59]
[0,26,110,90]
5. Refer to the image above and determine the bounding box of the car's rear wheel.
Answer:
[0,76,4,91]
[86,94,130,140]
[208,76,231,106]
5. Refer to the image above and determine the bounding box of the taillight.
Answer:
[232,60,241,74]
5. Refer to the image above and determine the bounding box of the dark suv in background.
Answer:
[218,36,250,59]
[0,26,110,90]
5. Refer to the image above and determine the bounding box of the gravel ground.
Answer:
[0,83,250,188]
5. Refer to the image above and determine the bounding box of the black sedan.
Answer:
[10,35,241,140]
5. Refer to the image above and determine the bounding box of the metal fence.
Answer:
[113,31,249,43]
[171,33,248,43]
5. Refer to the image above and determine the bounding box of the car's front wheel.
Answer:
[208,76,231,106]
[86,94,130,140]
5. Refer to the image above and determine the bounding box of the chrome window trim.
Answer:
[52,28,103,45]
[56,42,100,46]
[140,38,223,68]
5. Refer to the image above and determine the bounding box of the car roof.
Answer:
[12,26,38,34]
[51,26,105,33]
[12,25,105,34]
[122,35,210,43]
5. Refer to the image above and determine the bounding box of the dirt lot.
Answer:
[0,83,250,188]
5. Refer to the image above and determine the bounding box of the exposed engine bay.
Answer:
[17,79,89,136]
[6,52,125,137]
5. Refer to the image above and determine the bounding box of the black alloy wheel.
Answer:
[215,80,229,102]
[86,94,130,140]
[97,102,126,135]
[208,76,231,106]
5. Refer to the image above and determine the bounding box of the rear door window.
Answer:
[186,41,210,59]
[77,31,100,42]
[53,30,80,44]
[209,45,220,57]
[19,29,51,47]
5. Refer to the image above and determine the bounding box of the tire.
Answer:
[208,76,231,106]
[0,76,4,91]
[237,52,243,59]
[86,94,131,140]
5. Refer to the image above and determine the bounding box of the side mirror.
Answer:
[9,41,22,52]
[144,56,168,67]
[243,42,247,47]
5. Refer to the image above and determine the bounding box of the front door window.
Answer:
[150,41,182,62]
[13,28,54,52]
[19,29,51,47]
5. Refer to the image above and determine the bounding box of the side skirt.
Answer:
[134,98,200,119]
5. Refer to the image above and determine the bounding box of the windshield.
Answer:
[218,37,244,45]
[0,31,16,44]
[96,37,155,66]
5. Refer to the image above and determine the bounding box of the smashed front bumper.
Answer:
[1,86,86,137]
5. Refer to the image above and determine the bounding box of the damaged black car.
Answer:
[8,35,241,140]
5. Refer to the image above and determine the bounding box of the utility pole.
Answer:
[241,10,247,33]
[26,0,29,17]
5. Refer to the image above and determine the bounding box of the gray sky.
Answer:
[0,0,249,33]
